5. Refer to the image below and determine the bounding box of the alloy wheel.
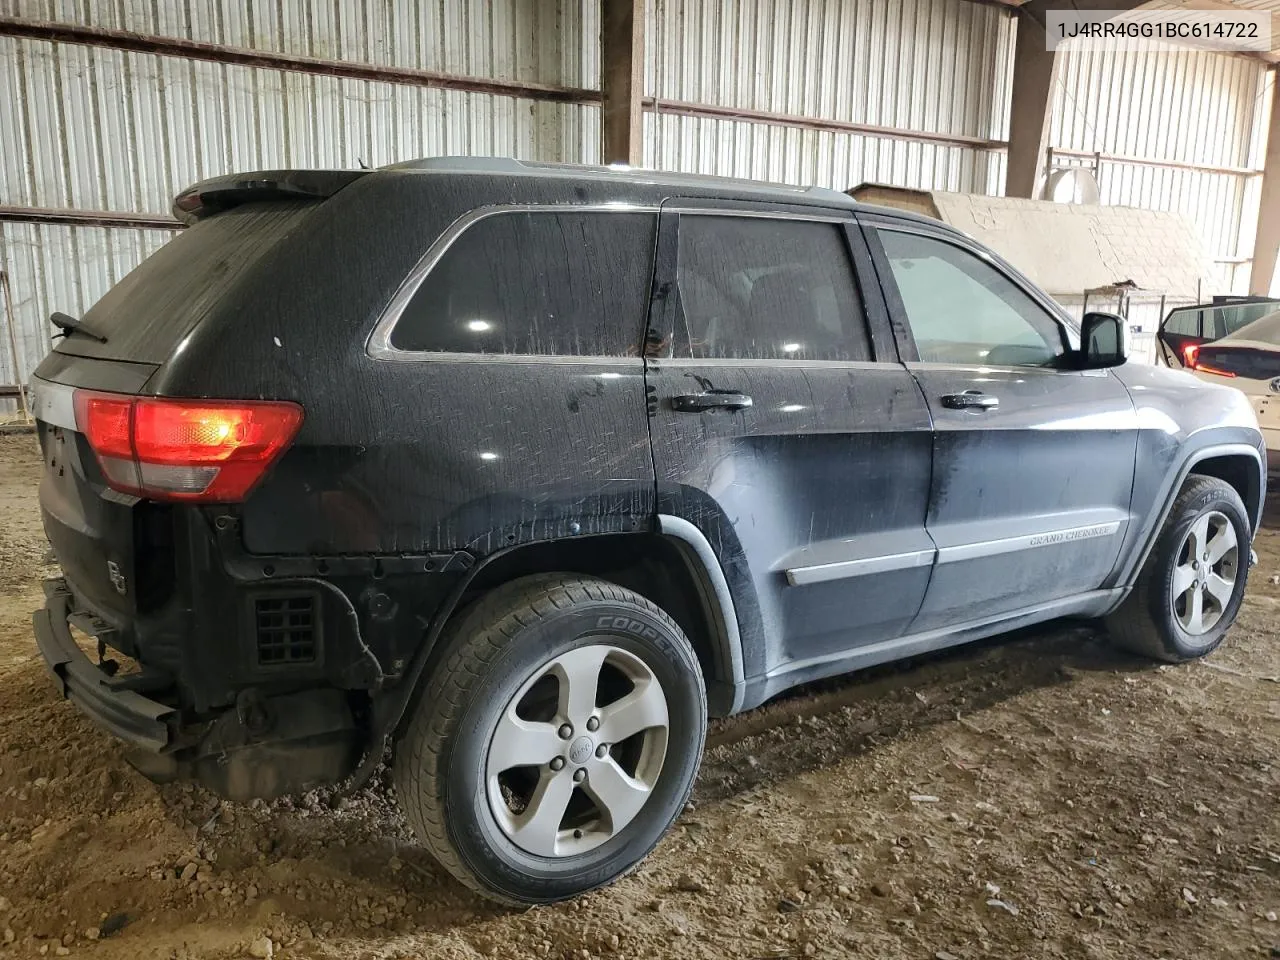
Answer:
[1171,510,1238,636]
[485,643,670,857]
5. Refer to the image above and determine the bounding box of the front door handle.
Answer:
[941,390,999,411]
[672,390,754,412]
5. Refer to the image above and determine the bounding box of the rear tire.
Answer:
[1106,475,1250,662]
[393,573,706,905]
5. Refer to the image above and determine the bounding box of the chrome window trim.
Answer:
[366,352,642,366]
[664,207,852,224]
[654,357,886,370]
[367,202,861,364]
[366,202,660,363]
[901,360,1106,377]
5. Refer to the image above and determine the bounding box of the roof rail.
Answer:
[380,156,854,204]
[804,185,854,203]
[380,156,532,173]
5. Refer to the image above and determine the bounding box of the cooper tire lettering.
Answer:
[597,615,659,639]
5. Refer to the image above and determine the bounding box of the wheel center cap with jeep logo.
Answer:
[569,736,594,765]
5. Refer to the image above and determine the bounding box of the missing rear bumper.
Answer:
[33,579,361,798]
[33,579,177,752]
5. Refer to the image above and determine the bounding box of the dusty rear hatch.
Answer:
[52,201,327,364]
[32,377,173,634]
[31,170,363,635]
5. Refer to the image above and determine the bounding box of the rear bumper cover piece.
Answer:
[32,579,176,752]
[33,578,360,798]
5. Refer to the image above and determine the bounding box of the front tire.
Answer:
[1107,475,1251,662]
[393,573,706,905]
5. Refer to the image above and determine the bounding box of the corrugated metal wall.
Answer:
[1,0,1275,406]
[5,0,599,87]
[0,37,598,215]
[1049,42,1270,293]
[0,0,603,399]
[644,110,1007,194]
[1,222,177,385]
[644,0,1014,193]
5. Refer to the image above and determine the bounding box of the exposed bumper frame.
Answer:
[32,579,176,752]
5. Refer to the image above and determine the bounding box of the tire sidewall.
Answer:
[1147,483,1251,658]
[440,599,706,903]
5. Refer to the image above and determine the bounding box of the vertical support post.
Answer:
[600,0,644,167]
[1250,72,1280,296]
[1006,11,1060,199]
[0,270,31,423]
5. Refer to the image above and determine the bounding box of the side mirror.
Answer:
[1078,312,1126,368]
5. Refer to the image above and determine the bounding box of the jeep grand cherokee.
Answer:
[30,158,1265,904]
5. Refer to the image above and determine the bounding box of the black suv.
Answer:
[30,159,1265,904]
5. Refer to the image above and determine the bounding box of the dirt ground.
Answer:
[0,432,1277,960]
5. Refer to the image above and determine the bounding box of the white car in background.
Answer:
[1157,300,1280,473]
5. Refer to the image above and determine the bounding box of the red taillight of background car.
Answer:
[1180,342,1236,378]
[73,391,303,502]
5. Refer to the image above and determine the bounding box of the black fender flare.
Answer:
[341,516,752,792]
[1109,440,1264,598]
[656,514,747,714]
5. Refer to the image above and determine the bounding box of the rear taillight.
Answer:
[1180,342,1236,378]
[73,391,303,502]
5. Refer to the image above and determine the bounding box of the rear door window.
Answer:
[1163,308,1202,338]
[674,214,872,362]
[390,211,656,356]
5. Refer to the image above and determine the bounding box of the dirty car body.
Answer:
[30,159,1265,809]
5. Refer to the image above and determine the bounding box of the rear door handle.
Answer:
[672,391,754,412]
[941,390,999,410]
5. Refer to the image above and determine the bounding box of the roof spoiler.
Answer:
[171,170,368,225]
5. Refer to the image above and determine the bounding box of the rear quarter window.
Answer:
[1212,301,1278,339]
[389,210,657,356]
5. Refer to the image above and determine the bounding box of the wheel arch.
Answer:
[387,524,745,743]
[1189,452,1263,533]
[1114,441,1264,593]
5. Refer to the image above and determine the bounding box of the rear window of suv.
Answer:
[54,200,319,364]
[390,210,656,356]
[1163,300,1279,340]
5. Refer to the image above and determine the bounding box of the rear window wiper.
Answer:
[51,311,108,344]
